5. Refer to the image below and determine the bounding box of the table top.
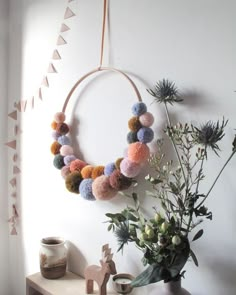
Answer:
[26,271,117,295]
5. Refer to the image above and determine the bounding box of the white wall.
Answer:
[0,0,10,294]
[7,1,236,295]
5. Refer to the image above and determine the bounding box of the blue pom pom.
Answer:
[53,154,65,169]
[127,131,138,144]
[132,102,147,116]
[58,135,70,146]
[104,162,116,176]
[137,127,154,143]
[64,155,76,166]
[79,179,96,201]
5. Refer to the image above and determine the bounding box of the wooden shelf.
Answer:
[26,272,117,295]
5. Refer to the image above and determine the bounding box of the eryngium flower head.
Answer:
[115,222,131,252]
[193,118,228,155]
[147,79,182,105]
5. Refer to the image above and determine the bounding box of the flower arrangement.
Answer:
[50,102,155,201]
[105,79,236,288]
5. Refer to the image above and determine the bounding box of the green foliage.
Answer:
[105,79,236,288]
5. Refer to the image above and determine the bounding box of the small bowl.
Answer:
[112,273,134,294]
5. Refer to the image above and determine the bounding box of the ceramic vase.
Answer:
[150,280,191,295]
[39,237,67,279]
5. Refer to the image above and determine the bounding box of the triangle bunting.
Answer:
[5,140,16,150]
[52,49,61,60]
[14,101,21,112]
[48,63,57,73]
[64,7,75,19]
[8,111,17,120]
[57,35,67,46]
[13,166,21,174]
[39,88,42,100]
[10,227,17,235]
[9,178,17,188]
[42,76,49,87]
[60,23,70,32]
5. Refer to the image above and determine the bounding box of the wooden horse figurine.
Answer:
[84,244,117,295]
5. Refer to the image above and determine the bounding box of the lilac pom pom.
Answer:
[61,166,71,179]
[64,155,76,166]
[132,102,147,116]
[79,179,96,201]
[104,162,116,176]
[139,112,154,127]
[52,131,61,141]
[137,127,154,143]
[58,135,70,146]
[120,158,141,178]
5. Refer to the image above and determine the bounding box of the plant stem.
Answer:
[196,150,236,209]
[164,103,187,184]
[186,146,206,236]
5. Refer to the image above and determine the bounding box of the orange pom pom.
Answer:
[91,166,105,179]
[51,121,58,130]
[128,117,141,132]
[81,165,94,178]
[128,142,150,163]
[51,141,61,155]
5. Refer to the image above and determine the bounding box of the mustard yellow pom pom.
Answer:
[51,141,62,155]
[51,121,58,130]
[115,158,124,170]
[81,165,94,179]
[128,117,142,132]
[91,166,105,179]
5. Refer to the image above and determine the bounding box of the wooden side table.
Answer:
[26,271,117,295]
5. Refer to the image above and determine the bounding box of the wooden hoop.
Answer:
[62,66,142,113]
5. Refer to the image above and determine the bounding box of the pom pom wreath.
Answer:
[51,141,62,155]
[115,158,124,169]
[61,166,71,179]
[52,131,61,141]
[139,112,154,127]
[128,142,150,163]
[54,112,66,123]
[92,175,117,200]
[56,123,69,135]
[127,131,138,144]
[132,102,147,116]
[64,155,76,166]
[137,127,154,143]
[109,170,132,190]
[120,158,141,178]
[91,166,105,179]
[70,159,87,172]
[81,165,94,179]
[58,135,70,146]
[51,121,58,130]
[79,179,96,201]
[53,154,65,169]
[104,162,116,176]
[65,171,83,194]
[60,145,74,156]
[128,117,142,132]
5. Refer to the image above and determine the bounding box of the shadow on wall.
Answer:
[67,241,87,277]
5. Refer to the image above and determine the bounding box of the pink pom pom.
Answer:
[54,112,66,123]
[60,145,74,156]
[92,175,118,200]
[70,159,87,172]
[128,142,150,163]
[139,112,154,127]
[61,166,71,179]
[120,158,141,178]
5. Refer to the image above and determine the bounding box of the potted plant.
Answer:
[105,79,236,294]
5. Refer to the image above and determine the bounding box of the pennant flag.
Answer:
[14,125,19,136]
[10,227,17,235]
[42,76,49,87]
[48,63,57,73]
[13,153,18,162]
[64,7,75,19]
[5,140,16,150]
[8,111,17,120]
[11,192,17,198]
[12,204,19,217]
[9,178,17,188]
[60,23,70,32]
[14,101,21,112]
[52,49,61,60]
[8,216,14,223]
[13,165,21,174]
[57,35,67,46]
[39,88,42,100]
[21,100,27,112]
